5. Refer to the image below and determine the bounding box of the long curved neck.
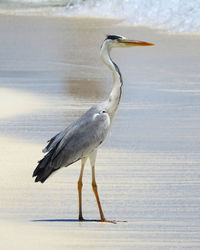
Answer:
[100,41,123,119]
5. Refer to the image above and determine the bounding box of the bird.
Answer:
[33,35,154,223]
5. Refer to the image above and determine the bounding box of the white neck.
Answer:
[100,41,123,120]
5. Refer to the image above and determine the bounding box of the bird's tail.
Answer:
[32,151,57,183]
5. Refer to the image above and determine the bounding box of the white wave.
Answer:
[64,0,200,34]
[1,0,200,34]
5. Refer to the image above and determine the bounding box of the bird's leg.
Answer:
[89,151,116,224]
[91,165,106,221]
[78,157,87,221]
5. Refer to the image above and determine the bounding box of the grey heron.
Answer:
[33,35,154,223]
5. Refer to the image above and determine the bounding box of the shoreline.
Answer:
[1,12,200,43]
[0,13,200,37]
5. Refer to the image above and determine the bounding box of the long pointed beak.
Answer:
[121,39,154,46]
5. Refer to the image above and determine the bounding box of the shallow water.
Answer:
[0,15,200,249]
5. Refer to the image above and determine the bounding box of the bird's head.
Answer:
[103,34,154,49]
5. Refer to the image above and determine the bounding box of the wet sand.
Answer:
[0,15,200,249]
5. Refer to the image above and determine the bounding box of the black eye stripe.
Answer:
[106,35,122,40]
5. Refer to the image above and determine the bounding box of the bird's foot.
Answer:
[100,218,116,224]
[78,216,85,221]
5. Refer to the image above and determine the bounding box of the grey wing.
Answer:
[33,105,110,183]
[52,109,110,167]
[42,123,74,153]
[42,131,63,153]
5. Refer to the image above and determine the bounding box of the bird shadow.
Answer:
[31,218,101,223]
[31,219,127,223]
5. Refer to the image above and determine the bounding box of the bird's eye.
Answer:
[117,38,124,43]
[101,110,106,114]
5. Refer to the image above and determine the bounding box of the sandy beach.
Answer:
[0,14,200,249]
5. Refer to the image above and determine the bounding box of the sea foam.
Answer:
[64,0,200,34]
